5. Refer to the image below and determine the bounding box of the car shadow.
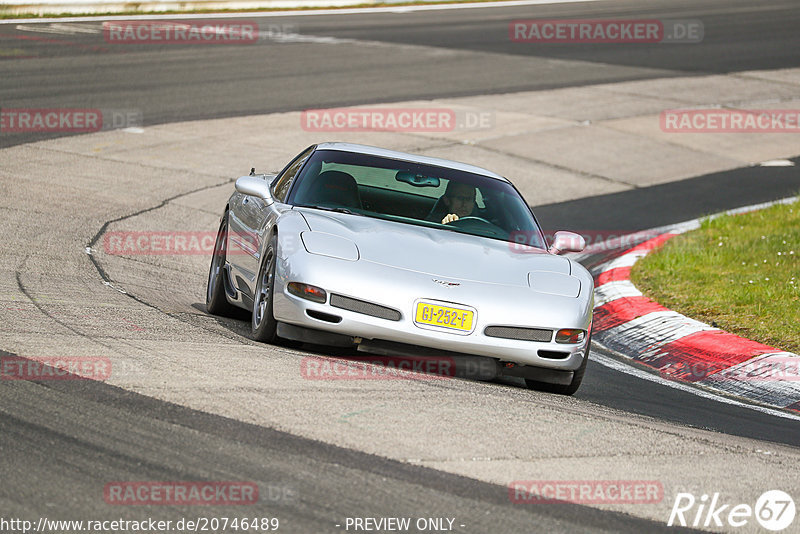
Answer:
[192,302,529,390]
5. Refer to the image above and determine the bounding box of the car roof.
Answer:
[314,142,510,183]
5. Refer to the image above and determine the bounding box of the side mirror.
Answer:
[235,176,273,202]
[548,231,586,255]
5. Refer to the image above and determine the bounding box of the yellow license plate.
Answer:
[414,302,474,332]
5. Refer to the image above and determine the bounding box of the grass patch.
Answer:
[631,198,800,353]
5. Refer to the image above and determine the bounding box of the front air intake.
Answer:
[484,326,552,342]
[537,350,570,360]
[330,294,402,321]
[306,310,342,323]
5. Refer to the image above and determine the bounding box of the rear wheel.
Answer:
[251,234,278,343]
[206,214,237,316]
[525,333,591,395]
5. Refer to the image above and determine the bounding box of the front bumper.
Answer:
[272,252,592,372]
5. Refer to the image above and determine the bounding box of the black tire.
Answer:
[525,332,591,395]
[206,214,237,317]
[251,233,278,343]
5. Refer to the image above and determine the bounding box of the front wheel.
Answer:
[251,233,278,343]
[206,214,237,317]
[525,333,591,395]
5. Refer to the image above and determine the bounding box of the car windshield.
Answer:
[288,149,547,249]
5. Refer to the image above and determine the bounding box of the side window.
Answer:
[272,147,314,202]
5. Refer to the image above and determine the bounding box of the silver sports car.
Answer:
[207,143,593,394]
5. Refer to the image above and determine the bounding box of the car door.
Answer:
[225,185,262,302]
[228,147,315,300]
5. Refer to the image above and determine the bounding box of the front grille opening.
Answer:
[306,310,342,323]
[484,326,552,342]
[330,294,401,321]
[537,350,570,360]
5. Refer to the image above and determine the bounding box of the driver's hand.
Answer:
[441,213,459,224]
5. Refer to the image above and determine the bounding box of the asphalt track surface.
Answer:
[2,0,800,532]
[2,349,693,533]
[2,0,800,148]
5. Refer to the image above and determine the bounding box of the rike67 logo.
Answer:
[668,490,795,531]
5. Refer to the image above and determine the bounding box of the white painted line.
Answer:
[593,280,641,307]
[606,310,718,362]
[759,159,795,167]
[1,0,605,24]
[704,352,800,382]
[608,309,713,339]
[600,253,640,271]
[596,248,649,272]
[591,350,800,422]
[699,353,800,408]
[16,21,100,32]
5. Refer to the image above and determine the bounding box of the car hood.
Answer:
[296,208,571,287]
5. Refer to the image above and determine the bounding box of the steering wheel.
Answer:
[448,216,493,226]
[447,216,506,237]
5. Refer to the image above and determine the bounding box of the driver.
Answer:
[434,181,477,225]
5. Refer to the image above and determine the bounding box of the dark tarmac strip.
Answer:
[0,350,696,533]
[573,357,800,448]
[534,156,800,234]
[2,0,800,148]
